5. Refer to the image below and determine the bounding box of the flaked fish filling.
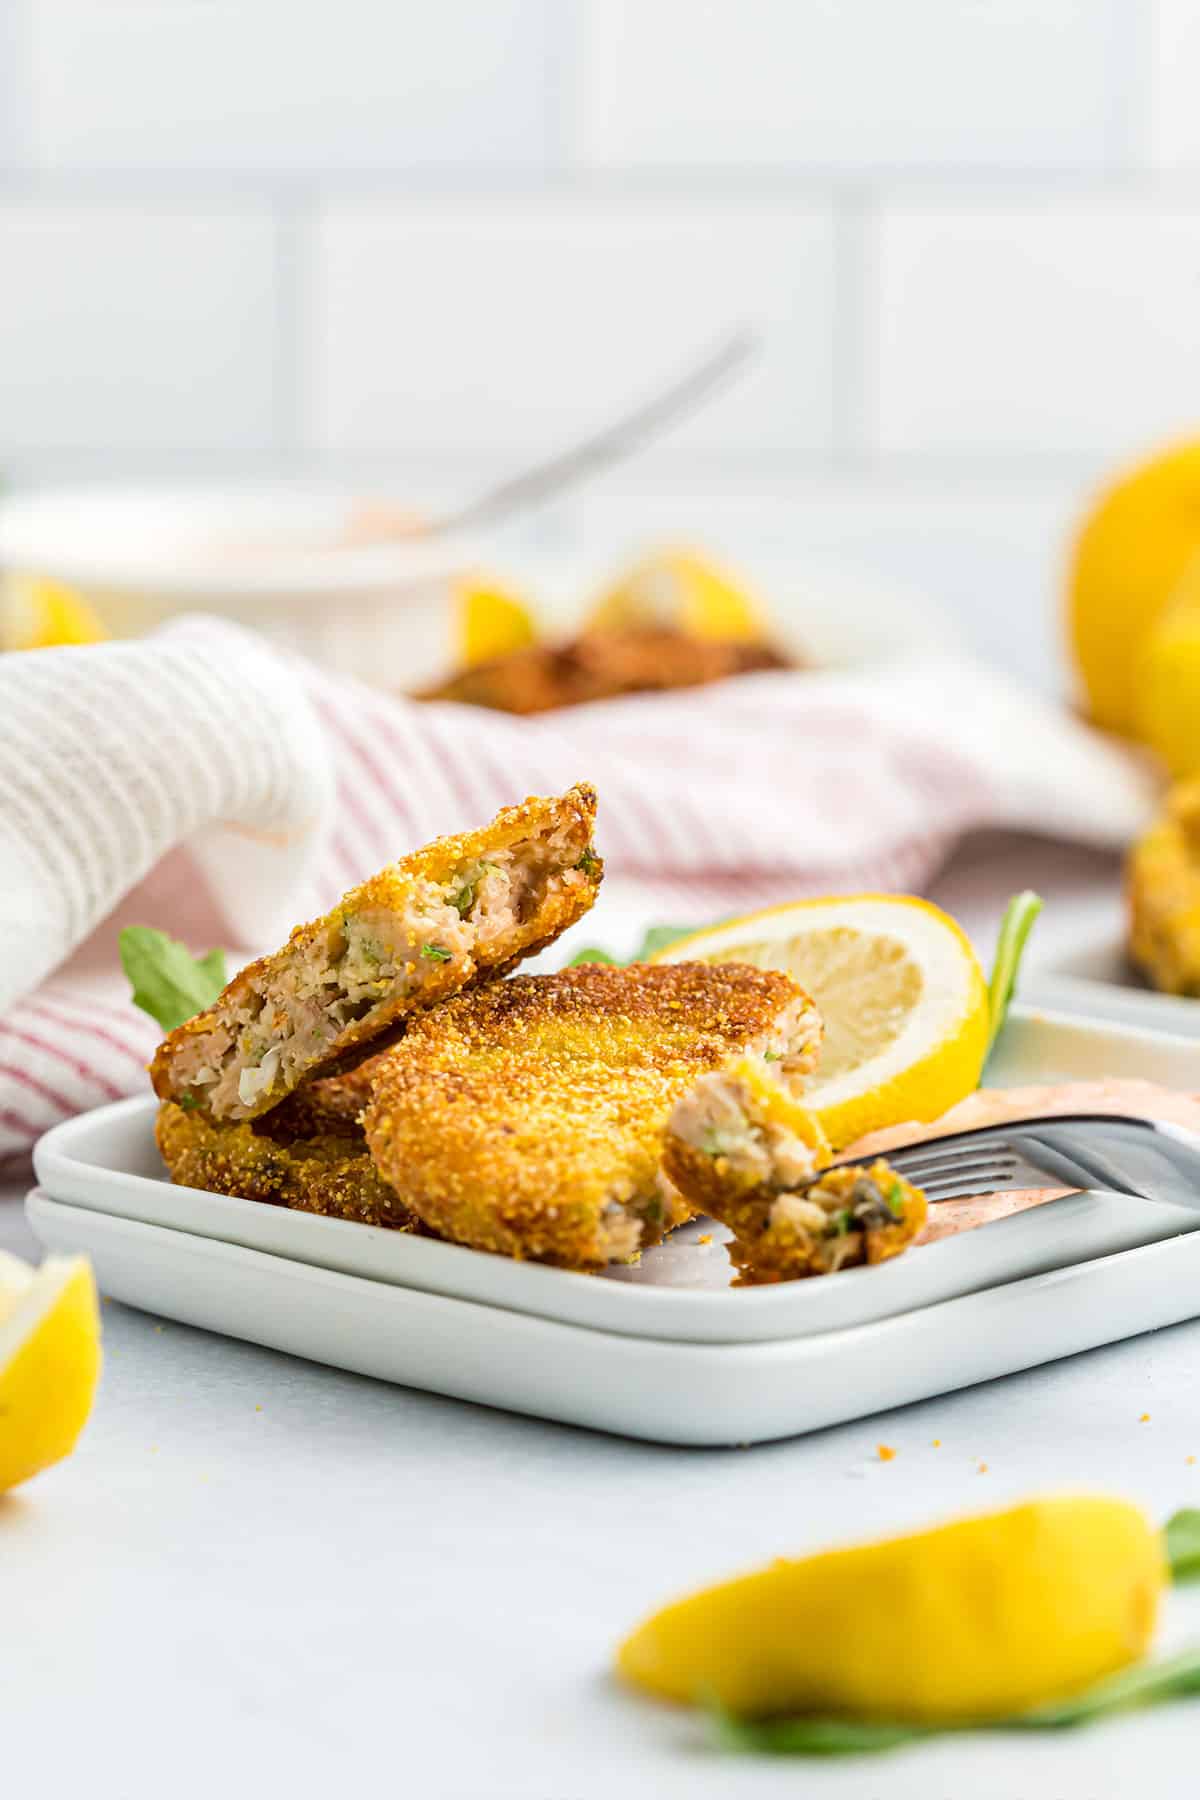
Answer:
[174,827,590,1117]
[767,1168,908,1271]
[670,1067,823,1189]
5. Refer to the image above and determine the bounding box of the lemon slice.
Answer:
[0,1252,102,1492]
[3,573,108,651]
[456,575,537,667]
[651,896,989,1149]
[586,547,767,643]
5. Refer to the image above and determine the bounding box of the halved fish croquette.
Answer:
[664,1061,925,1284]
[362,961,822,1270]
[151,783,602,1121]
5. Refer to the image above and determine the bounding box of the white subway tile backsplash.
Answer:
[0,206,278,452]
[305,203,836,457]
[873,203,1200,457]
[1148,0,1200,168]
[578,0,1127,172]
[28,0,554,173]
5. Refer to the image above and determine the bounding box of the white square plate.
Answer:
[27,1005,1200,1440]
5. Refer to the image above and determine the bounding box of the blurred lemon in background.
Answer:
[2,573,108,651]
[586,546,766,643]
[456,574,537,666]
[1068,442,1200,737]
[0,1250,101,1492]
[1134,578,1200,779]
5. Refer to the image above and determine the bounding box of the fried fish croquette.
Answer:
[1128,776,1200,995]
[664,1059,925,1284]
[155,1070,416,1230]
[363,962,823,1270]
[151,784,602,1121]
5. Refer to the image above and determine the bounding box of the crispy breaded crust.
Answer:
[155,1095,417,1230]
[1128,777,1200,996]
[151,783,601,1121]
[263,1057,382,1142]
[363,961,813,1270]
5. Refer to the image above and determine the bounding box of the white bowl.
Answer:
[0,484,480,688]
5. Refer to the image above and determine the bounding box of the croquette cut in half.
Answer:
[151,784,602,1122]
[363,962,823,1271]
[155,1053,418,1230]
[663,1058,926,1285]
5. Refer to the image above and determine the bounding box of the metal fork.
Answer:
[828,1114,1200,1216]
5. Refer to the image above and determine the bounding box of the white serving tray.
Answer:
[26,1189,1200,1447]
[26,1005,1200,1443]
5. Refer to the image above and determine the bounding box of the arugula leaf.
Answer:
[119,926,228,1034]
[985,890,1043,1060]
[711,1705,927,1757]
[707,1645,1200,1758]
[1165,1509,1200,1581]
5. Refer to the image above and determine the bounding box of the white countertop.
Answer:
[5,833,1200,1800]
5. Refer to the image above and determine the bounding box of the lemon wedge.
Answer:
[651,896,989,1149]
[586,547,767,643]
[0,1251,102,1492]
[618,1496,1162,1723]
[455,575,537,667]
[3,573,108,651]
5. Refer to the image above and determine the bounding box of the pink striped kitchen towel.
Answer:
[0,617,1156,1168]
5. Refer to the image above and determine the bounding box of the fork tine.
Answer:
[890,1148,1019,1181]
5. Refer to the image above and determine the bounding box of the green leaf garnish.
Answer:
[569,947,618,966]
[708,1644,1200,1757]
[985,890,1043,1060]
[420,943,453,962]
[119,926,228,1034]
[1166,1509,1200,1581]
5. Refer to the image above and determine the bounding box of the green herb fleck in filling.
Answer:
[420,943,453,963]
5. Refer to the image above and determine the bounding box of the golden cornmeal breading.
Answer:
[663,1063,924,1284]
[264,1056,383,1142]
[1128,777,1200,996]
[151,783,602,1123]
[155,1094,417,1231]
[363,962,823,1271]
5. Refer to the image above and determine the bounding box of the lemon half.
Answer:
[0,1251,102,1492]
[651,896,989,1149]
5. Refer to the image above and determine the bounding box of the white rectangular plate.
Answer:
[29,1005,1200,1348]
[26,1186,1200,1447]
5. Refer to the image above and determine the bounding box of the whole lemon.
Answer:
[1134,571,1200,778]
[1068,442,1200,735]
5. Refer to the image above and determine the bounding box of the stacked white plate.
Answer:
[27,1006,1200,1445]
